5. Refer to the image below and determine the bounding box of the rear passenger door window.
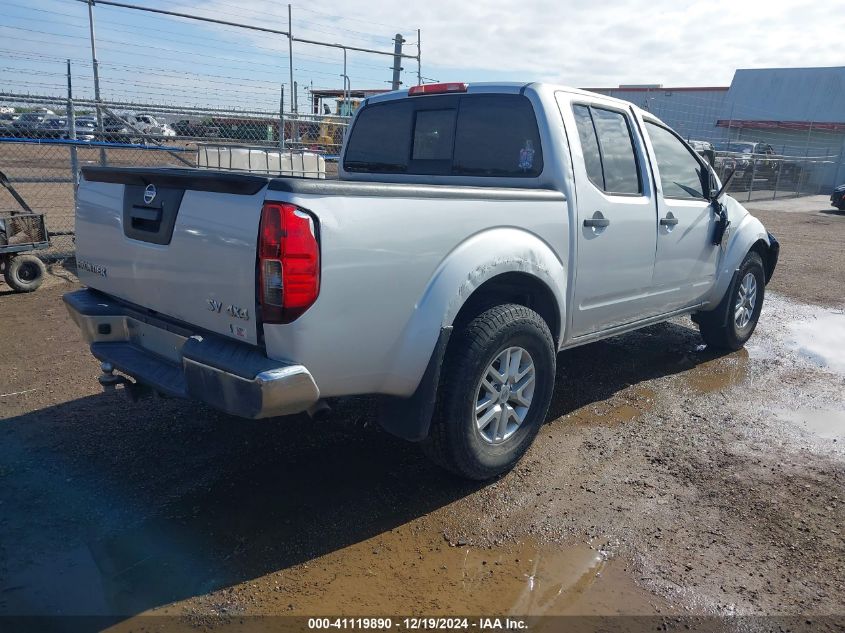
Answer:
[572,105,604,189]
[572,105,641,195]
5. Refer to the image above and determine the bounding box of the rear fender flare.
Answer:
[381,227,567,397]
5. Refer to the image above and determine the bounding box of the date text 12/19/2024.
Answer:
[307,618,528,630]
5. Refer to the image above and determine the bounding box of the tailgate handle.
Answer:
[129,206,163,233]
[130,207,162,222]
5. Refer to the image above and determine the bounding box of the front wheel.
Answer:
[697,251,765,350]
[422,304,556,480]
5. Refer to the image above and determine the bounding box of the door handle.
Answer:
[660,216,679,227]
[583,217,610,228]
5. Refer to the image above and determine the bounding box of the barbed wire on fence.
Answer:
[1,1,843,262]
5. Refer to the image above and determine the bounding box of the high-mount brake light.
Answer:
[258,202,320,324]
[408,82,468,96]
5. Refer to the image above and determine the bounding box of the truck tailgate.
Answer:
[75,168,268,346]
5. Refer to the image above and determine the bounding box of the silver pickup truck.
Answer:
[64,82,779,480]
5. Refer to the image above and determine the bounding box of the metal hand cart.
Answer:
[0,169,51,292]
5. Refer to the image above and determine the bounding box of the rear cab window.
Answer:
[343,94,543,178]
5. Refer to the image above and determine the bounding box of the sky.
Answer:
[1,0,843,113]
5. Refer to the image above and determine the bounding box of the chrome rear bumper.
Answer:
[63,289,319,418]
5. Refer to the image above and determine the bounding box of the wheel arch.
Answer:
[749,236,778,283]
[383,227,567,397]
[377,227,566,442]
[704,208,771,308]
[449,271,561,347]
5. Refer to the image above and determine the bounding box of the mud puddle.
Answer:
[563,386,657,427]
[774,408,845,442]
[683,350,749,394]
[136,529,670,620]
[786,308,845,375]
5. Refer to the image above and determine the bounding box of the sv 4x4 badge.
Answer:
[207,298,249,321]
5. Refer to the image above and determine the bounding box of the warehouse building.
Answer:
[588,67,845,188]
[583,84,729,143]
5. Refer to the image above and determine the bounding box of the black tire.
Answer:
[697,251,765,351]
[4,254,46,292]
[422,304,556,480]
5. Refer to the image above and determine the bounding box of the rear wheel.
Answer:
[697,251,765,350]
[3,254,46,292]
[422,304,556,480]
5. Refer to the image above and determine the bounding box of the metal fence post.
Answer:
[342,48,349,107]
[66,60,79,209]
[747,157,757,202]
[772,157,782,200]
[293,81,298,146]
[278,84,285,151]
[86,0,107,166]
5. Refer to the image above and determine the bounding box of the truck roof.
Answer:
[364,81,649,117]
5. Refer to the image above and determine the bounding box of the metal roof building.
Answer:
[588,66,845,187]
[583,84,729,143]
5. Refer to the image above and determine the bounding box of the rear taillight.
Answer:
[259,202,320,323]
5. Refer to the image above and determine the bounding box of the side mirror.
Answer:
[710,168,736,201]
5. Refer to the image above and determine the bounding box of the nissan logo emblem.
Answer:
[143,183,157,205]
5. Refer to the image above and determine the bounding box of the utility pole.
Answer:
[391,34,404,90]
[288,4,295,113]
[86,0,106,165]
[417,29,421,85]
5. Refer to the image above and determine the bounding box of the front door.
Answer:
[641,119,720,311]
[557,95,660,337]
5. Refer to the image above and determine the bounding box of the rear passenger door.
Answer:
[641,119,719,310]
[557,95,660,337]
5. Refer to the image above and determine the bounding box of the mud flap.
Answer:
[378,326,452,442]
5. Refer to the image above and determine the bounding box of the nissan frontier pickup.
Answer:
[64,82,779,480]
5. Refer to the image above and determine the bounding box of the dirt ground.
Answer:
[0,196,843,629]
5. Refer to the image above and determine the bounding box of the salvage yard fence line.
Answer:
[0,89,842,262]
[0,86,352,259]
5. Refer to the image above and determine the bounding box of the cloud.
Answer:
[6,0,842,111]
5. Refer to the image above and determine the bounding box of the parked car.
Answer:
[64,82,779,480]
[688,139,715,166]
[36,116,70,139]
[128,113,176,139]
[0,112,18,135]
[713,141,799,190]
[99,114,136,143]
[172,118,221,138]
[831,184,845,210]
[62,116,98,142]
[11,112,50,137]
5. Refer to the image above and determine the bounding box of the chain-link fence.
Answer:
[0,94,351,258]
[707,148,838,202]
[3,93,843,260]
